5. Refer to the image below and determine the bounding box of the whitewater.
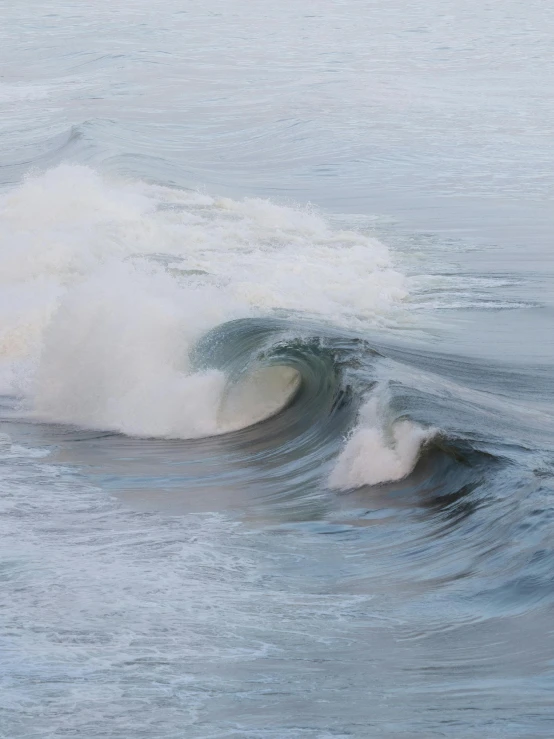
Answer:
[2,1,554,737]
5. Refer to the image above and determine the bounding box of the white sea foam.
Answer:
[1,165,407,436]
[329,387,435,489]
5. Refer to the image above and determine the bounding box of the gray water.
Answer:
[1,2,554,737]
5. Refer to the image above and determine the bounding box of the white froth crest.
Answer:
[329,387,435,489]
[33,261,235,437]
[1,165,408,436]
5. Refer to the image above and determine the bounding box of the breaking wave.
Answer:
[1,165,438,488]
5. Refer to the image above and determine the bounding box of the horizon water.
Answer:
[2,2,554,737]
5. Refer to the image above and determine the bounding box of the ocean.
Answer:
[1,1,554,737]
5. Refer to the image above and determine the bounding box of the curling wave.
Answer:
[0,165,495,496]
[1,165,511,495]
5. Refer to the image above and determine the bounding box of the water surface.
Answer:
[1,2,554,737]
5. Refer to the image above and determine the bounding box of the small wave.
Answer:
[0,125,85,179]
[329,385,436,489]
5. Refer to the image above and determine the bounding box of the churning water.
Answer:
[1,1,554,737]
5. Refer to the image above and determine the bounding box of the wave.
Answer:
[1,165,516,493]
[1,164,405,426]
[36,310,442,493]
